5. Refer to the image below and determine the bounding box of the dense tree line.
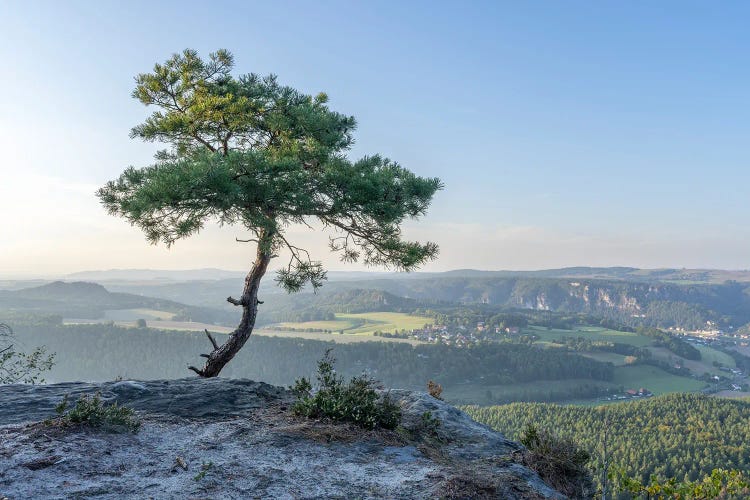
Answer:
[258,289,418,325]
[464,394,750,494]
[9,322,612,393]
[636,327,702,360]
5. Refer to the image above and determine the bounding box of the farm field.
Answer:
[695,345,736,368]
[578,351,629,365]
[611,365,705,395]
[274,312,431,336]
[649,345,735,377]
[525,325,653,347]
[254,328,421,344]
[103,308,177,321]
[713,390,750,400]
[63,317,422,344]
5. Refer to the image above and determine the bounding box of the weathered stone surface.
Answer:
[0,379,564,499]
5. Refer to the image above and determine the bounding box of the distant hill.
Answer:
[65,268,246,281]
[0,281,231,325]
[324,276,750,329]
[10,267,750,330]
[65,266,750,285]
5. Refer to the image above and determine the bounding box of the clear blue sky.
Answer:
[1,0,749,275]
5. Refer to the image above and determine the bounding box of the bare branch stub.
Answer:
[188,365,204,376]
[204,329,220,350]
[227,296,244,306]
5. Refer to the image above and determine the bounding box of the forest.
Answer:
[9,320,613,396]
[465,394,750,493]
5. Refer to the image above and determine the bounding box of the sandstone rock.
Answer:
[0,379,564,499]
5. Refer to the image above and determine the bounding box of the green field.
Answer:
[103,308,177,321]
[579,351,629,365]
[275,312,431,336]
[276,318,360,331]
[612,365,705,395]
[255,328,420,344]
[695,345,736,368]
[527,325,653,347]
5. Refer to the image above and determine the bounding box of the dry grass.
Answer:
[277,417,406,446]
[516,425,593,499]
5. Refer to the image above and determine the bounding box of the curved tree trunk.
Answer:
[189,231,273,378]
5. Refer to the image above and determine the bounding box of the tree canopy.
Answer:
[97,49,441,376]
[98,49,441,292]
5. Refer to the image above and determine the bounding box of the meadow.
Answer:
[525,325,653,347]
[275,312,431,336]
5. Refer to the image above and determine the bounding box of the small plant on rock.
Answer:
[292,349,401,430]
[52,393,141,433]
[194,461,214,481]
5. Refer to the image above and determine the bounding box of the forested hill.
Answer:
[11,270,750,330]
[0,281,227,324]
[464,394,750,491]
[325,277,750,329]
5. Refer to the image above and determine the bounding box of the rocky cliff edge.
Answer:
[0,378,564,499]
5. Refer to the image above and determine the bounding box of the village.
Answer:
[376,321,522,346]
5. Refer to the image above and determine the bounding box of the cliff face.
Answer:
[0,379,563,499]
[357,276,750,328]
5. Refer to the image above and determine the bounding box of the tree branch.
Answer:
[226,296,244,306]
[188,365,204,376]
[204,329,220,350]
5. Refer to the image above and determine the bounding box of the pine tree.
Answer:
[98,49,441,377]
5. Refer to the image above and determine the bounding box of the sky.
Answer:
[1,0,749,277]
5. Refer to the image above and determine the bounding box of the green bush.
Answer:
[614,468,750,499]
[52,393,140,433]
[292,349,401,430]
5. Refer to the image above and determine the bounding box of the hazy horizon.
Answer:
[4,264,750,281]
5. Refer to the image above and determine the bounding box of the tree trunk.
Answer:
[189,230,273,378]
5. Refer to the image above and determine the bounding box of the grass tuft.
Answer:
[50,393,140,433]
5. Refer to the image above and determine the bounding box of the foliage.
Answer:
[418,410,442,438]
[292,349,401,430]
[614,468,750,499]
[465,394,750,493]
[517,424,593,499]
[52,393,141,433]
[637,327,702,361]
[13,322,615,392]
[0,323,54,384]
[97,48,442,293]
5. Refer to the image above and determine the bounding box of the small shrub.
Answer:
[52,393,140,433]
[427,380,443,400]
[0,322,55,384]
[292,349,401,430]
[518,424,593,499]
[194,461,214,481]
